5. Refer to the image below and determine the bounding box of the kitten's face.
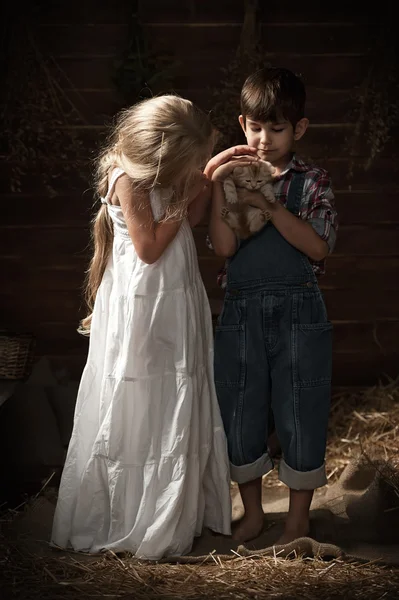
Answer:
[232,162,276,189]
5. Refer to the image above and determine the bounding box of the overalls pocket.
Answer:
[292,321,333,387]
[214,324,245,388]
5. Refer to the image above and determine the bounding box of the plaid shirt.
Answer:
[209,155,338,289]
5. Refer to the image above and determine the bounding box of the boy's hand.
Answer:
[204,145,258,180]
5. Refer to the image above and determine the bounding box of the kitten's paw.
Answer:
[221,206,230,219]
[264,191,276,204]
[261,184,276,203]
[260,210,272,222]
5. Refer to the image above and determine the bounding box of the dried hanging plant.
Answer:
[347,16,399,177]
[0,8,92,196]
[209,0,272,152]
[113,2,179,105]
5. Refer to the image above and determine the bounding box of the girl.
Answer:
[51,95,233,560]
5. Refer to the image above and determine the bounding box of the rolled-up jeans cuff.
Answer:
[279,459,327,490]
[230,452,273,484]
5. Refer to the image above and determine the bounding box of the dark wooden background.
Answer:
[1,0,399,387]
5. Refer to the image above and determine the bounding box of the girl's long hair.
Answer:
[79,95,215,334]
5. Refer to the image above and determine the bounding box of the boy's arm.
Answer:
[301,175,338,255]
[268,204,329,261]
[267,173,337,262]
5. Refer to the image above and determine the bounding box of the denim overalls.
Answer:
[214,172,333,490]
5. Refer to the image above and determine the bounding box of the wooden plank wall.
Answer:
[1,0,398,386]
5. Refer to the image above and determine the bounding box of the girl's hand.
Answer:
[211,158,256,182]
[187,172,210,204]
[204,145,258,180]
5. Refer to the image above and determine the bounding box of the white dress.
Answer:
[51,169,232,560]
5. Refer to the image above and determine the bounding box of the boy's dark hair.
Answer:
[240,67,306,127]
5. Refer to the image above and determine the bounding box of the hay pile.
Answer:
[326,379,399,484]
[1,539,399,600]
[1,382,399,599]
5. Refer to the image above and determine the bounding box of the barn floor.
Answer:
[1,382,399,599]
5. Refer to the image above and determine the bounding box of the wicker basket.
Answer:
[0,332,36,381]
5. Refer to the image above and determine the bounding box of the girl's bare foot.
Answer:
[232,511,265,542]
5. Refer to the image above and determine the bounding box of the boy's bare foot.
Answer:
[274,488,314,546]
[275,521,309,546]
[232,511,265,542]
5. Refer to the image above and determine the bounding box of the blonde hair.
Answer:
[79,95,215,334]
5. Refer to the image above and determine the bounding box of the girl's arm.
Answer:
[187,149,257,229]
[116,175,182,264]
[204,145,258,180]
[208,181,238,257]
[187,180,211,228]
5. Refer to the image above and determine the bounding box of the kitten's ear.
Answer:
[233,166,244,175]
[261,160,277,176]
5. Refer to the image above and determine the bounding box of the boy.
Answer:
[206,67,337,545]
